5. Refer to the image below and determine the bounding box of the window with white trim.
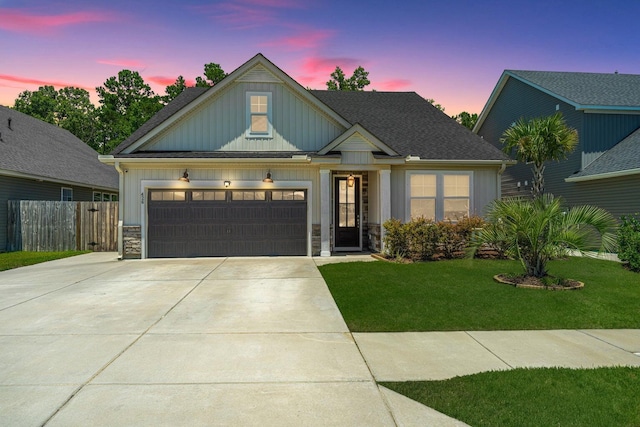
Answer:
[246,92,272,138]
[407,172,471,221]
[61,187,73,201]
[93,191,118,201]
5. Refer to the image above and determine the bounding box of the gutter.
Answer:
[404,156,516,166]
[99,155,313,164]
[565,167,640,182]
[0,168,116,192]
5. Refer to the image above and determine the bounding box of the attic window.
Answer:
[246,92,272,138]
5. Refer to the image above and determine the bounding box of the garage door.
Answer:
[148,189,307,258]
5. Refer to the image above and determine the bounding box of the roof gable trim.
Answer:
[318,124,399,156]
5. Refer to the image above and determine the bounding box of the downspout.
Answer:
[114,161,125,260]
[497,161,507,199]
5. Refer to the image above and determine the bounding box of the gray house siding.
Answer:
[582,113,640,167]
[477,77,583,198]
[0,175,95,251]
[565,176,640,219]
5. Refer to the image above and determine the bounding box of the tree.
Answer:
[453,111,478,130]
[326,66,370,91]
[13,85,59,123]
[469,195,617,278]
[164,75,188,103]
[96,70,163,154]
[13,86,99,150]
[424,98,445,112]
[500,113,578,199]
[195,62,227,87]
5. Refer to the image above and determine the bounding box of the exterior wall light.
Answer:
[347,174,355,188]
[179,170,190,182]
[224,180,231,187]
[263,170,274,183]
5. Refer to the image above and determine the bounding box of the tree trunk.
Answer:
[532,163,545,199]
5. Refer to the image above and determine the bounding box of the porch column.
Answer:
[379,169,391,253]
[320,169,331,256]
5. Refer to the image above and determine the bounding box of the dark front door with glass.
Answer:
[334,176,360,249]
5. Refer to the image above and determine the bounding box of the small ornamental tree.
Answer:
[501,113,578,199]
[469,195,617,278]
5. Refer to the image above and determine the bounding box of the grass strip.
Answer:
[0,251,89,271]
[383,367,640,427]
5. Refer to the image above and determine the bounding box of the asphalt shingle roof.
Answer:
[0,106,118,190]
[113,86,509,162]
[570,127,640,178]
[507,70,640,108]
[310,90,509,161]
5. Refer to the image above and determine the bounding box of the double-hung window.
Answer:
[61,187,73,201]
[246,92,272,138]
[407,172,471,221]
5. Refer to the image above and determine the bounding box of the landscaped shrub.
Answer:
[618,214,640,272]
[383,216,486,261]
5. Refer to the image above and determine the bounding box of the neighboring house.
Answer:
[100,54,511,259]
[0,106,119,251]
[475,70,640,218]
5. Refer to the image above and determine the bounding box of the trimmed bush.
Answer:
[618,214,640,272]
[383,216,485,261]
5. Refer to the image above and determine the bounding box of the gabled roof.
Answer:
[318,124,399,156]
[566,127,640,182]
[112,53,350,155]
[0,106,118,190]
[475,70,640,132]
[311,90,509,161]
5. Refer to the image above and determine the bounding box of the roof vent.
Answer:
[7,118,11,130]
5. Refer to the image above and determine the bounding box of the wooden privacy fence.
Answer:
[8,201,118,252]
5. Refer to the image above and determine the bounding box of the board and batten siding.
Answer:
[140,82,345,153]
[388,166,499,221]
[120,167,320,225]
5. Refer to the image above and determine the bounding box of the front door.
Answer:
[334,176,361,250]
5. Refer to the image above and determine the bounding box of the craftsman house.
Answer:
[101,54,511,258]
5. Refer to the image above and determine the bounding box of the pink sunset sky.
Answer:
[1,0,639,115]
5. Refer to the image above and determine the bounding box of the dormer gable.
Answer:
[318,124,399,156]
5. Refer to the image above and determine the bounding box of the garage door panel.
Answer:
[148,190,307,257]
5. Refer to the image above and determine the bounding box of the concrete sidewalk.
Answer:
[0,253,638,426]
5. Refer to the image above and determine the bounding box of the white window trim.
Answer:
[61,187,73,201]
[245,91,273,138]
[405,171,474,222]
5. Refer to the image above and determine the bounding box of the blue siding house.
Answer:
[475,70,640,218]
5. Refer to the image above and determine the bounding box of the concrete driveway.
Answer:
[1,252,454,427]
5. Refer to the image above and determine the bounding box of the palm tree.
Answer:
[501,113,578,199]
[469,195,617,278]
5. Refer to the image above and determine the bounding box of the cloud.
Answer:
[192,0,307,29]
[147,76,196,87]
[0,74,93,91]
[97,59,146,68]
[0,8,115,34]
[295,56,364,88]
[375,79,412,91]
[261,28,335,50]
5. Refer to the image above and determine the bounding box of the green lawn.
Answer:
[383,367,640,427]
[0,251,89,271]
[320,256,640,426]
[318,257,640,331]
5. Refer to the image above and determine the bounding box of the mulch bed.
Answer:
[494,274,584,290]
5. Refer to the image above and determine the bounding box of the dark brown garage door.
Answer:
[148,189,307,258]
